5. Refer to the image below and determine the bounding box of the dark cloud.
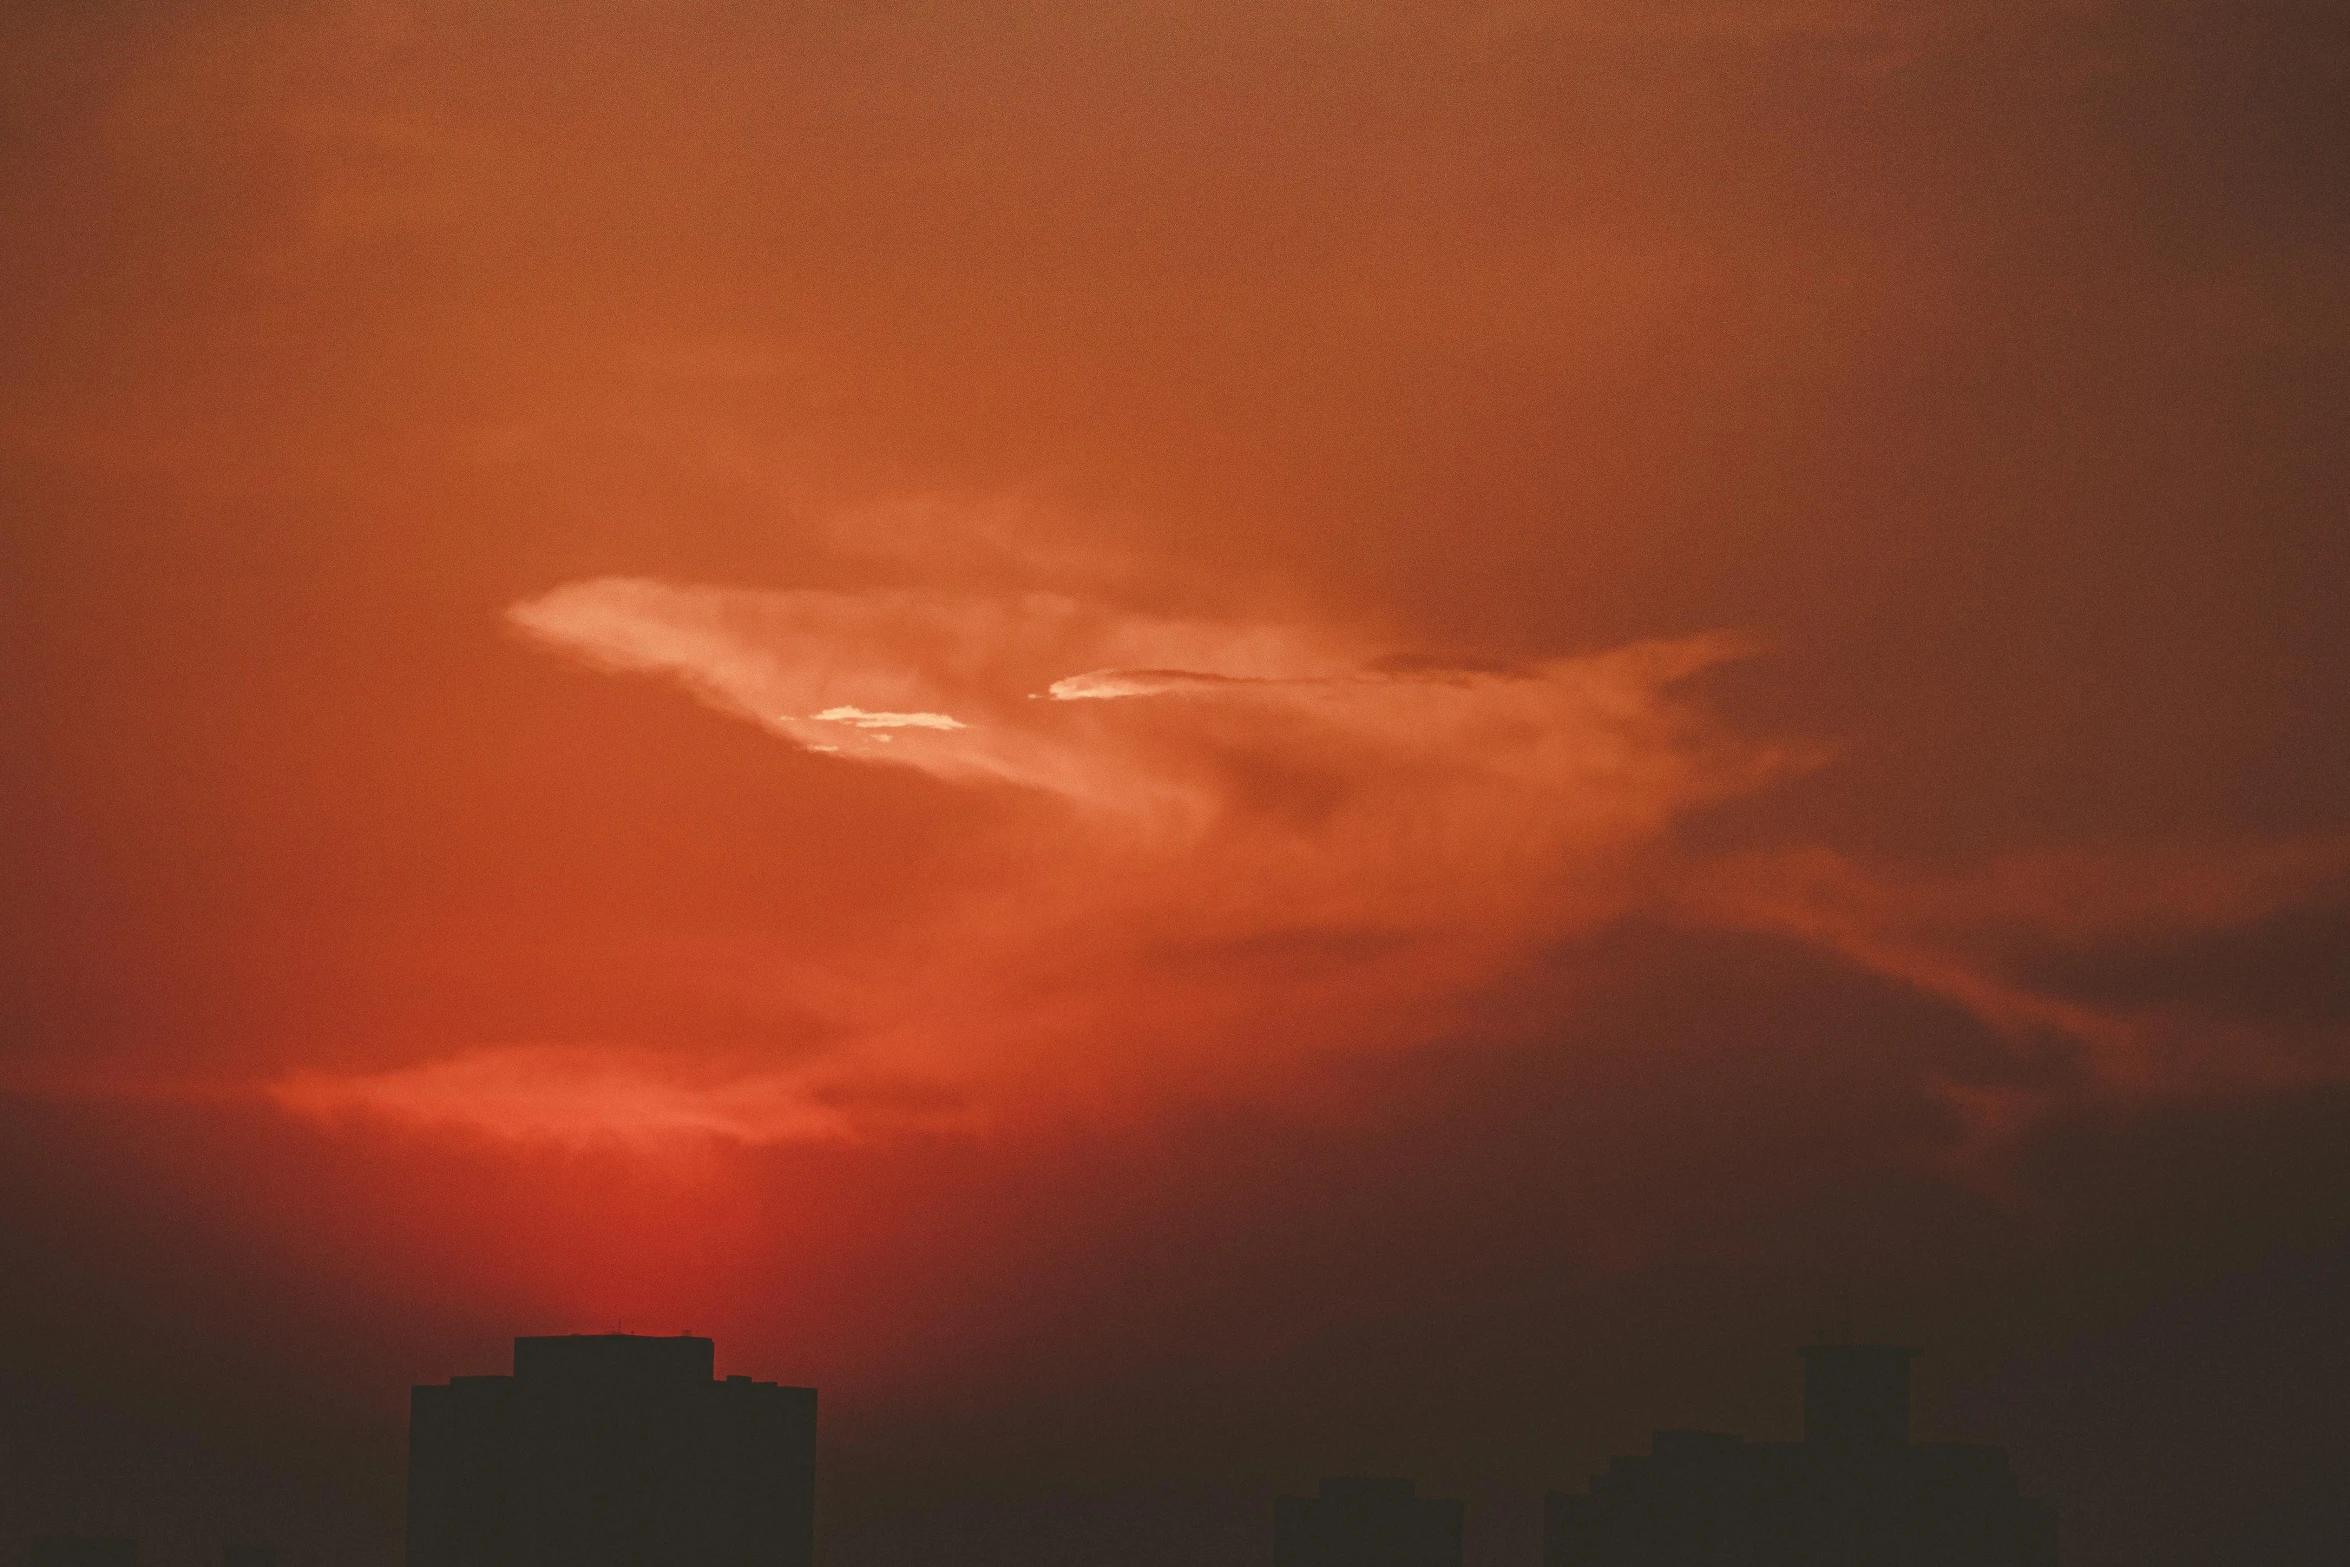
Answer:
[2020,897,2350,1031]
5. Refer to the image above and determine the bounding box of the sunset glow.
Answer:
[5,3,2346,1563]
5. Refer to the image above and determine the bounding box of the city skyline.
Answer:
[19,1336,2060,1566]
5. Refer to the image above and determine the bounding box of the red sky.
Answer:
[4,3,2348,1564]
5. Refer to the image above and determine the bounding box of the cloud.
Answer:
[266,1045,985,1148]
[271,1046,853,1146]
[272,580,1794,1141]
[808,706,968,731]
[1681,837,2350,1120]
[269,574,2350,1156]
[501,577,1780,831]
[1045,669,1268,701]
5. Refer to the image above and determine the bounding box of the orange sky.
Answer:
[4,3,2348,1564]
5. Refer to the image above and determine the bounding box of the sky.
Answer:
[3,1,2347,1562]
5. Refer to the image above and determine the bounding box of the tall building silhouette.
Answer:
[405,1334,815,1567]
[1544,1345,2056,1567]
[1274,1476,1465,1567]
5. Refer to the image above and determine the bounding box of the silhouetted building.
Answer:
[1801,1344,1916,1455]
[405,1334,815,1567]
[28,1542,136,1567]
[1544,1346,2056,1567]
[220,1549,275,1567]
[1275,1476,1464,1567]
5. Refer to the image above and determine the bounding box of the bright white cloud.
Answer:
[1046,669,1262,701]
[808,705,968,730]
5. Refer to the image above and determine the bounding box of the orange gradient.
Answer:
[4,4,2347,1563]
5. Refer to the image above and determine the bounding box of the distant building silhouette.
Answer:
[405,1334,815,1567]
[1274,1476,1465,1567]
[28,1542,136,1567]
[1544,1345,2056,1567]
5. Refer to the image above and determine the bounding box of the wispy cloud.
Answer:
[272,575,2350,1154]
[807,706,968,731]
[1686,837,2350,1095]
[274,580,1791,1141]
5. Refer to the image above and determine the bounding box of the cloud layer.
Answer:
[263,573,2350,1153]
[278,580,1790,1139]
